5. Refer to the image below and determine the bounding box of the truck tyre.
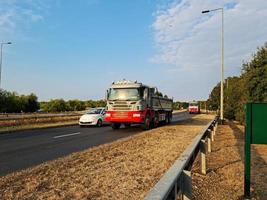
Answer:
[165,113,170,124]
[153,114,159,128]
[142,114,151,130]
[124,123,131,128]
[169,112,172,123]
[111,122,121,130]
[167,112,171,124]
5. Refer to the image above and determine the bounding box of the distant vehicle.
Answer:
[188,101,200,114]
[79,108,107,127]
[105,80,173,130]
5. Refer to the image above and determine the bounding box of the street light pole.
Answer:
[202,8,224,123]
[0,42,12,89]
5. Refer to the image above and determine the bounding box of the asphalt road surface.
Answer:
[0,111,193,176]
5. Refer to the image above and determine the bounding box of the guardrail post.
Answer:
[211,128,214,142]
[181,170,192,200]
[207,129,212,153]
[200,139,206,175]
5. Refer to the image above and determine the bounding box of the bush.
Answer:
[0,90,39,113]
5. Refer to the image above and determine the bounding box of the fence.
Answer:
[145,116,218,200]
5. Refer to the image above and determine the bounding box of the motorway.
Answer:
[0,111,192,176]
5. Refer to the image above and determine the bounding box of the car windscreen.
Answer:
[87,109,102,114]
[108,88,140,101]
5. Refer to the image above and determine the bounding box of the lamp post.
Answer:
[202,7,224,123]
[0,42,12,89]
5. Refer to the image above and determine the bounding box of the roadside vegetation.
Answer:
[207,42,267,123]
[0,91,107,132]
[173,101,189,110]
[0,89,106,113]
[0,90,39,113]
[40,99,106,112]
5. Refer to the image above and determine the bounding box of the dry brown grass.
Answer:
[0,114,214,200]
[192,121,267,200]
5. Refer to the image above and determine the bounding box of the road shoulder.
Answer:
[192,121,267,200]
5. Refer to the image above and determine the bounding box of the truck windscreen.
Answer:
[108,88,140,101]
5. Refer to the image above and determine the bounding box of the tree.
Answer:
[25,94,39,112]
[243,43,267,102]
[207,83,220,111]
[67,100,86,111]
[0,90,39,113]
[207,42,267,123]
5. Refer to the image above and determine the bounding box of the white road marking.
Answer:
[53,132,81,139]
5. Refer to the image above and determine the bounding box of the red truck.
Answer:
[188,101,200,114]
[105,80,173,130]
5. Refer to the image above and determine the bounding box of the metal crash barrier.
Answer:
[145,116,219,200]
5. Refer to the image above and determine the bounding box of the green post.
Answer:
[244,103,252,198]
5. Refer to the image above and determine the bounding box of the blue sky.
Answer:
[1,0,267,101]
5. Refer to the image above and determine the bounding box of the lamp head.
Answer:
[202,10,210,13]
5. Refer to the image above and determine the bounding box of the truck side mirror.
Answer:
[144,88,148,99]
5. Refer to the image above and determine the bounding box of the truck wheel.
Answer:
[153,114,159,128]
[111,122,121,130]
[167,112,171,124]
[169,113,172,123]
[165,113,170,124]
[142,114,151,130]
[124,123,131,128]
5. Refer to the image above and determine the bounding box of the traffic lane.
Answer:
[0,125,87,153]
[0,125,143,176]
[0,111,190,154]
[172,111,193,122]
[0,111,189,155]
[0,111,189,152]
[0,111,189,176]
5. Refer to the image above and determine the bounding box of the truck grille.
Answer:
[112,101,131,111]
[112,112,128,118]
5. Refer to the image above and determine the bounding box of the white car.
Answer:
[79,108,107,127]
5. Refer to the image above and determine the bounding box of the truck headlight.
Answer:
[105,113,111,117]
[133,113,141,117]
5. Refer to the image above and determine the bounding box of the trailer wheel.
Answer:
[142,114,151,130]
[111,122,121,130]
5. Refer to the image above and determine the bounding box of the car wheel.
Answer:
[96,119,102,127]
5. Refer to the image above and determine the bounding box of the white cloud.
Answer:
[151,0,267,100]
[0,0,45,36]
